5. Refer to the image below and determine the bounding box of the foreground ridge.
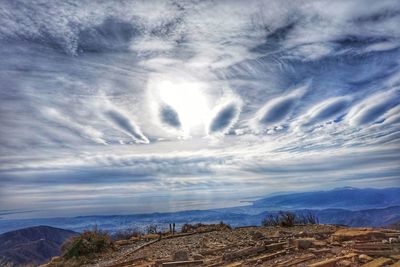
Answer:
[42,224,400,267]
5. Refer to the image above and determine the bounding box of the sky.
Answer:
[0,0,399,219]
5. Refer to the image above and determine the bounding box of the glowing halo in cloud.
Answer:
[147,76,210,138]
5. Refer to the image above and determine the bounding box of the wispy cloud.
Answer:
[0,0,399,219]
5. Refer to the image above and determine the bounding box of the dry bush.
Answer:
[278,211,296,227]
[61,227,114,259]
[297,211,319,225]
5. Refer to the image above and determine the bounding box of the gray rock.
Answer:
[173,250,189,261]
[192,253,204,260]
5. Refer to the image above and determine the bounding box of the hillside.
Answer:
[0,225,77,267]
[42,224,400,267]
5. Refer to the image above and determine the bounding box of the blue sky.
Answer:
[0,0,399,219]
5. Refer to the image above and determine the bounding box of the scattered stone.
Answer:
[250,231,264,240]
[295,238,315,249]
[312,240,327,247]
[192,253,204,260]
[53,224,400,267]
[272,230,282,238]
[173,250,189,261]
[309,248,331,254]
[162,260,203,267]
[298,231,307,237]
[359,254,373,263]
[360,257,392,267]
[332,228,386,242]
[308,253,357,267]
[337,259,352,266]
[308,257,338,267]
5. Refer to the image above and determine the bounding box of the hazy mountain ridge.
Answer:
[252,187,400,210]
[0,225,77,266]
[0,188,399,234]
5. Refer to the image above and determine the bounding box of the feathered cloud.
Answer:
[346,88,399,126]
[207,96,242,136]
[0,0,399,218]
[298,96,351,128]
[40,107,107,145]
[252,86,306,131]
[103,107,149,144]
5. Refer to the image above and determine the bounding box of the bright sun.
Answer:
[150,79,209,137]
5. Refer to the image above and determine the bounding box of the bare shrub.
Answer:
[278,211,296,227]
[297,211,319,225]
[146,224,158,234]
[262,211,319,227]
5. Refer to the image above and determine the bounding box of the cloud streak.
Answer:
[0,0,399,219]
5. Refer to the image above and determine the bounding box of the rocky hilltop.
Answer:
[42,224,400,267]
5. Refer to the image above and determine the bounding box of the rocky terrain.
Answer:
[43,224,400,267]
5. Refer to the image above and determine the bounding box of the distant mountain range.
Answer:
[0,225,77,267]
[0,187,399,235]
[252,187,400,210]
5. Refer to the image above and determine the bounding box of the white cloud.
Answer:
[346,88,399,126]
[0,0,399,218]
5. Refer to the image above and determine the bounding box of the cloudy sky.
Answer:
[0,0,399,219]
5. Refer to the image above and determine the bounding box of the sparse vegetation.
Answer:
[112,227,142,240]
[262,211,319,227]
[61,227,114,259]
[146,224,159,234]
[298,211,319,225]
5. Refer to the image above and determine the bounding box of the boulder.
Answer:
[337,260,352,267]
[331,228,385,242]
[173,250,189,261]
[359,254,373,263]
[192,254,204,260]
[360,257,392,267]
[294,238,315,249]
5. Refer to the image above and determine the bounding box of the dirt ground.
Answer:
[44,224,400,267]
